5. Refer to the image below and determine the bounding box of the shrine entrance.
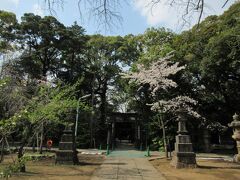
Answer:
[106,112,146,150]
[115,121,134,142]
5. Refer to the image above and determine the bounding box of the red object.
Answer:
[47,139,53,148]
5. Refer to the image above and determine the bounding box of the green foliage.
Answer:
[0,10,18,52]
[10,82,89,127]
[0,2,239,155]
[172,2,240,130]
[0,77,31,137]
[135,27,175,66]
[27,85,77,124]
[56,22,87,83]
[0,156,32,179]
[17,13,71,79]
[151,137,165,152]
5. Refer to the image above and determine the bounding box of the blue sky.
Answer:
[0,0,236,36]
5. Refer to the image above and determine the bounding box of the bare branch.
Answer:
[197,0,204,27]
[222,0,230,8]
[44,0,64,15]
[84,0,124,31]
[43,0,232,30]
[145,0,232,29]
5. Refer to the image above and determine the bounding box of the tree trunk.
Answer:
[0,138,5,163]
[160,115,168,158]
[18,124,32,173]
[90,77,95,148]
[36,133,39,152]
[100,81,107,125]
[98,80,108,143]
[39,122,44,154]
[90,111,94,148]
[32,137,36,153]
[18,141,26,172]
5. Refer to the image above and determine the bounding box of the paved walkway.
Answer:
[91,155,165,180]
[91,142,165,180]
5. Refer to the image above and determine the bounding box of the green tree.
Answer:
[85,34,139,144]
[57,22,88,83]
[18,13,66,79]
[0,81,87,171]
[0,10,18,53]
[136,27,175,65]
[172,2,240,134]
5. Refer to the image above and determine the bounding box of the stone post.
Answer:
[202,129,211,153]
[171,113,197,168]
[229,113,240,163]
[137,125,141,140]
[137,124,142,150]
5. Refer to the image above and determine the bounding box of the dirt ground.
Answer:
[2,153,240,180]
[1,154,105,180]
[150,158,240,180]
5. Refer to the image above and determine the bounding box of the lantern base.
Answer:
[171,134,197,168]
[233,154,240,163]
[171,152,197,168]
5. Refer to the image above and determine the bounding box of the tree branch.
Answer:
[43,0,232,30]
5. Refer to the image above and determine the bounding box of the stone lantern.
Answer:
[55,124,79,164]
[229,113,240,163]
[171,112,197,168]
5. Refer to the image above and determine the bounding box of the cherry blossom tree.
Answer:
[151,96,200,119]
[122,53,201,156]
[122,53,200,116]
[123,53,185,95]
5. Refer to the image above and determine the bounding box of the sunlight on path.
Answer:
[108,150,146,158]
[91,142,165,180]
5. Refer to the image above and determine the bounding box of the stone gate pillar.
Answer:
[203,129,211,153]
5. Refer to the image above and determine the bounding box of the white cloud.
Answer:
[32,4,44,16]
[133,0,177,26]
[9,0,19,6]
[133,0,235,30]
